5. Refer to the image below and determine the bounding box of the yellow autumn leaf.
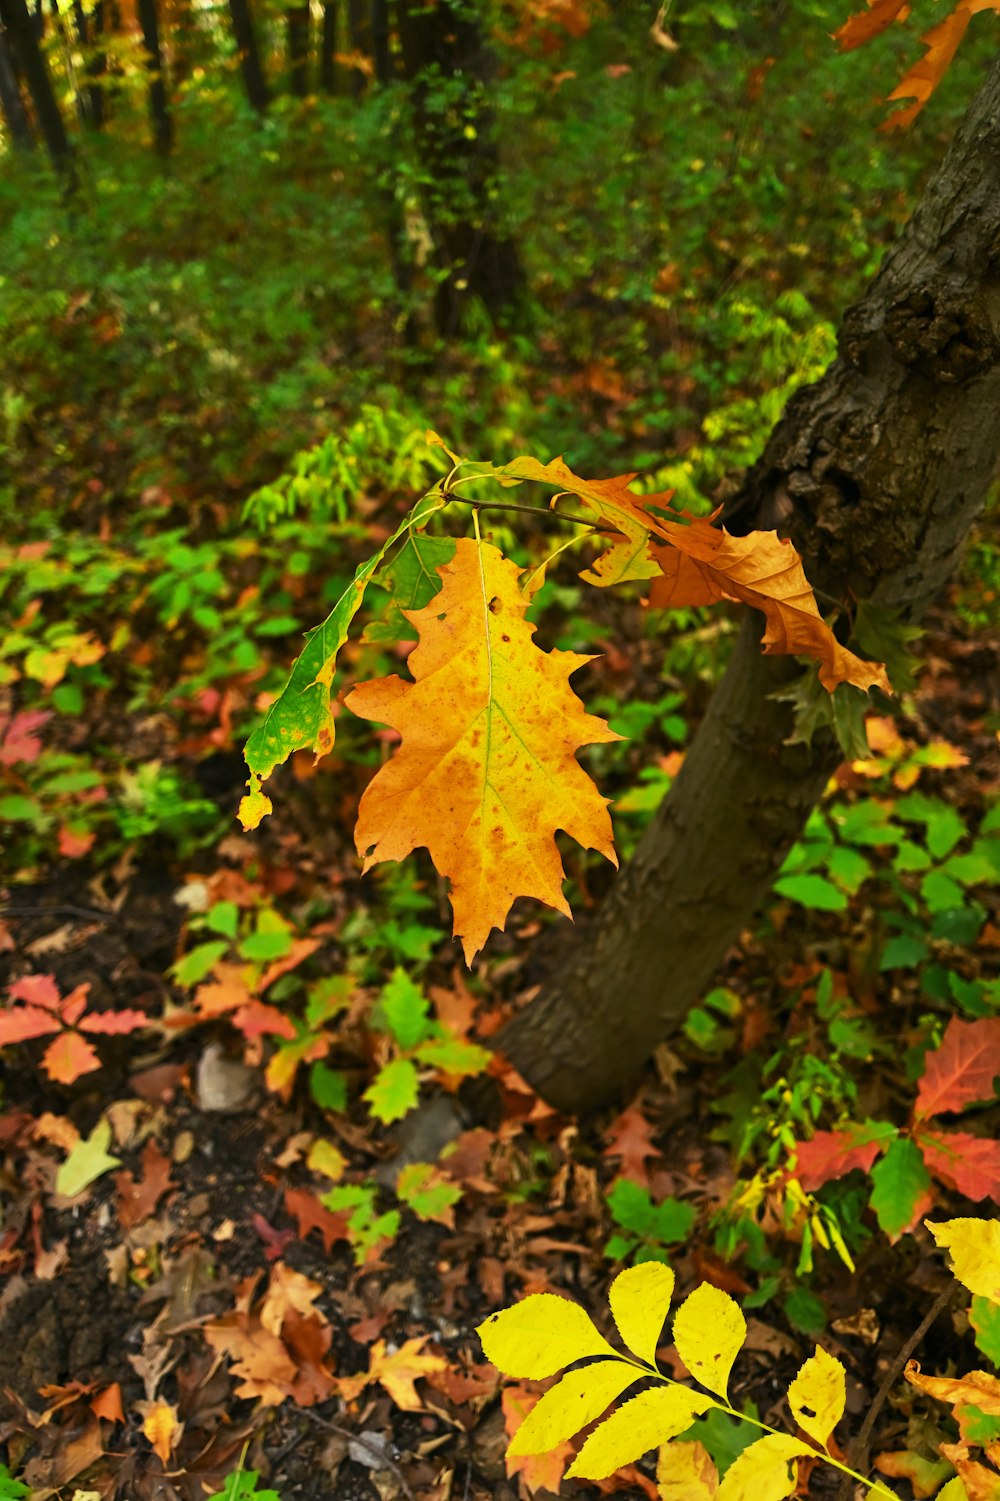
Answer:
[478,1293,619,1379]
[657,1439,720,1501]
[307,1138,347,1182]
[566,1385,714,1479]
[347,538,620,962]
[927,1218,1000,1303]
[905,1360,1000,1417]
[506,1359,643,1457]
[609,1260,676,1367]
[260,1262,326,1335]
[139,1398,182,1463]
[716,1434,811,1501]
[786,1345,846,1449]
[935,1479,970,1501]
[673,1283,747,1400]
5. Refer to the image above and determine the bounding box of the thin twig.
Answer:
[837,1282,959,1501]
[301,1411,417,1501]
[450,493,600,531]
[0,904,118,923]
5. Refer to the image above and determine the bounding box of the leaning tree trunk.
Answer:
[0,16,35,147]
[0,0,75,183]
[499,54,1000,1114]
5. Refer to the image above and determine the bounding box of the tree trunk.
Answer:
[319,0,335,93]
[73,0,105,127]
[371,0,389,85]
[0,14,34,147]
[396,0,528,335]
[136,0,171,153]
[286,2,309,96]
[347,0,372,94]
[499,54,1000,1114]
[0,0,75,183]
[227,0,268,114]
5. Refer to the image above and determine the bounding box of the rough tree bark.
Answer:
[499,54,1000,1114]
[0,0,74,182]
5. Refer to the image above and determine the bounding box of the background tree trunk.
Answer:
[227,0,268,114]
[1,0,75,182]
[0,16,34,147]
[73,0,105,127]
[499,54,1000,1114]
[136,0,171,152]
[285,2,309,96]
[396,0,528,335]
[319,0,336,93]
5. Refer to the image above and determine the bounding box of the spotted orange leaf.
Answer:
[346,538,620,962]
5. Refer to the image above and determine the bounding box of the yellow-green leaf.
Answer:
[566,1384,714,1479]
[673,1284,747,1400]
[716,1434,810,1501]
[926,1218,1000,1303]
[609,1261,675,1367]
[506,1359,643,1457]
[477,1294,618,1379]
[657,1439,720,1501]
[55,1117,122,1198]
[786,1345,846,1449]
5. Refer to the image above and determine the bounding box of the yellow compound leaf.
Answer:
[716,1434,811,1501]
[905,1361,1000,1417]
[566,1385,714,1480]
[657,1439,720,1501]
[673,1283,747,1400]
[347,539,620,961]
[927,1218,1000,1303]
[477,1293,619,1379]
[786,1345,846,1449]
[609,1261,675,1367]
[506,1359,643,1457]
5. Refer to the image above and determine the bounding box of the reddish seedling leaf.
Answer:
[604,1106,661,1187]
[43,1031,101,1085]
[0,709,52,765]
[0,976,149,1083]
[916,1130,1000,1203]
[794,1122,895,1189]
[283,1186,350,1254]
[916,1016,1000,1120]
[80,1007,149,1035]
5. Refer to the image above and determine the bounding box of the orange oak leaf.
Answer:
[503,1384,574,1496]
[0,976,148,1084]
[44,1031,101,1085]
[346,538,620,961]
[338,1336,449,1411]
[204,1309,299,1407]
[115,1139,175,1229]
[498,456,888,694]
[905,1361,1000,1417]
[881,0,1000,131]
[604,1106,661,1187]
[138,1398,182,1464]
[916,1130,1000,1203]
[835,0,911,50]
[915,1016,1000,1120]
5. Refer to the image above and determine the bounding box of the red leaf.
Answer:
[6,974,61,1010]
[916,1130,1000,1203]
[0,710,52,765]
[42,1032,101,1084]
[915,1016,1000,1120]
[283,1187,349,1254]
[232,1001,297,1040]
[58,826,97,859]
[794,1121,895,1189]
[115,1140,175,1229]
[603,1105,660,1186]
[81,1007,149,1035]
[60,986,90,1027]
[0,1007,63,1044]
[835,0,911,51]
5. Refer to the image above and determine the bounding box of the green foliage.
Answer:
[0,1465,30,1501]
[604,1179,697,1265]
[206,1470,282,1501]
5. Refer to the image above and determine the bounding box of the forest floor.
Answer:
[0,531,998,1501]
